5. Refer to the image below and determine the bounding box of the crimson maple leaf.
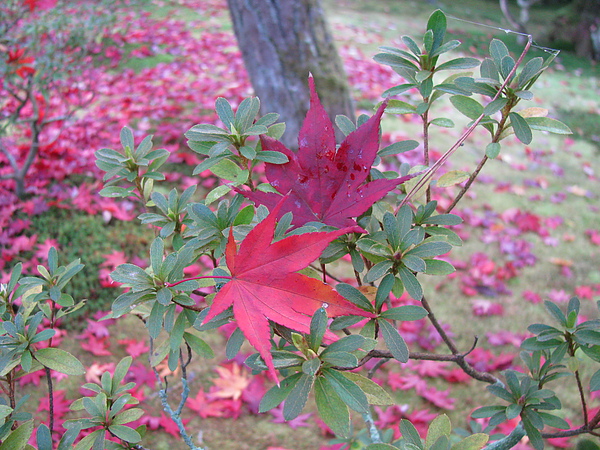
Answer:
[202,200,374,381]
[238,77,413,229]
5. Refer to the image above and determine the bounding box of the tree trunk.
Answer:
[227,0,355,149]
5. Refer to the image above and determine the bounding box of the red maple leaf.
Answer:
[238,77,413,229]
[202,200,374,380]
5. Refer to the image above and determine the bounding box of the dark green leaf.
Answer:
[490,39,509,68]
[526,117,572,135]
[335,115,356,136]
[322,334,367,355]
[259,373,302,412]
[302,358,321,376]
[255,151,289,164]
[399,267,422,300]
[314,377,351,438]
[335,284,373,312]
[509,112,533,144]
[450,95,484,120]
[379,319,409,362]
[34,348,85,375]
[321,352,358,369]
[107,425,140,443]
[400,419,423,446]
[471,405,506,418]
[364,260,394,283]
[380,305,428,321]
[436,57,480,71]
[378,140,419,157]
[322,368,368,413]
[308,307,328,351]
[426,9,446,54]
[486,142,501,159]
[225,327,245,359]
[374,53,419,71]
[283,373,314,420]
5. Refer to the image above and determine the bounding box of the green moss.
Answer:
[26,208,152,327]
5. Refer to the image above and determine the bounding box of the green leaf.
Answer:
[509,112,533,144]
[322,334,369,355]
[471,405,506,418]
[302,358,321,376]
[364,260,393,283]
[379,319,409,362]
[183,332,215,358]
[342,372,394,405]
[225,327,245,359]
[429,117,454,128]
[526,117,572,135]
[591,369,600,392]
[335,115,356,136]
[259,373,302,412]
[516,57,543,88]
[426,9,446,55]
[380,305,428,321]
[450,434,489,450]
[308,307,328,351]
[34,348,85,375]
[0,420,34,450]
[255,150,289,164]
[425,414,451,449]
[484,98,508,116]
[107,425,140,443]
[490,39,509,68]
[424,259,456,275]
[321,352,358,368]
[234,97,261,132]
[486,142,501,159]
[366,445,397,450]
[378,140,419,157]
[314,376,351,438]
[373,53,419,72]
[436,57,480,71]
[537,412,569,429]
[112,408,144,426]
[36,424,52,450]
[111,264,153,290]
[522,415,544,450]
[437,170,469,188]
[385,99,417,114]
[210,159,248,184]
[545,301,567,326]
[398,267,423,300]
[72,430,102,450]
[215,98,234,129]
[336,283,373,312]
[450,95,484,120]
[283,373,314,420]
[322,368,368,414]
[400,419,423,447]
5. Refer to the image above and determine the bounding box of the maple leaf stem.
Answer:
[166,275,232,288]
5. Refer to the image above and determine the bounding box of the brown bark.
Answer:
[227,0,355,148]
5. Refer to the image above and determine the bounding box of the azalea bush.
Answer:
[2,5,600,450]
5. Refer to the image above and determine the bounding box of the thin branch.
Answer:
[362,409,382,444]
[575,369,589,426]
[45,367,54,436]
[398,35,533,211]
